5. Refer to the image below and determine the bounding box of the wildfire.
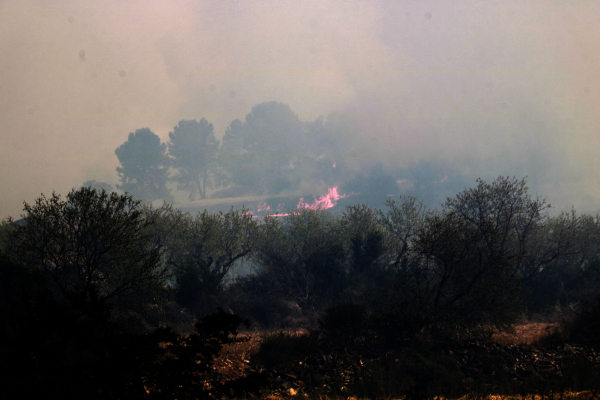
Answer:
[297,186,347,211]
[257,202,271,212]
[250,187,349,218]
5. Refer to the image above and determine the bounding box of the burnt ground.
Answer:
[210,324,600,398]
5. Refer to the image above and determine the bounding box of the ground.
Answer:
[210,323,600,399]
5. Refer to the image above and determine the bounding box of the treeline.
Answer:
[3,176,600,333]
[105,101,349,203]
[91,101,471,206]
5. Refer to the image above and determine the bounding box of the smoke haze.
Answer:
[1,0,599,218]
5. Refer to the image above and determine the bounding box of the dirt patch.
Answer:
[212,333,262,381]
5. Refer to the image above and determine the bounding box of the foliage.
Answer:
[115,127,172,203]
[524,213,600,314]
[365,177,550,343]
[254,331,319,369]
[342,204,386,274]
[217,102,347,196]
[420,177,545,336]
[5,187,173,313]
[168,119,220,200]
[0,217,15,252]
[218,102,304,194]
[378,195,430,267]
[519,209,582,282]
[170,207,260,312]
[318,302,367,350]
[226,274,307,328]
[0,257,264,399]
[545,296,600,348]
[252,209,346,312]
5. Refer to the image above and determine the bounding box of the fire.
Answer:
[257,202,271,212]
[297,186,346,211]
[257,187,349,218]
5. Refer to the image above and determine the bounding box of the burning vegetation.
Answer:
[105,101,474,216]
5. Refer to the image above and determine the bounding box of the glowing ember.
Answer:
[297,186,347,210]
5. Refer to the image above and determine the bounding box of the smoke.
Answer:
[1,0,599,218]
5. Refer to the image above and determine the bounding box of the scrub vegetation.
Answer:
[1,177,600,398]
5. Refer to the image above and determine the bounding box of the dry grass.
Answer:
[493,322,557,346]
[212,324,598,399]
[211,333,262,381]
[256,392,599,400]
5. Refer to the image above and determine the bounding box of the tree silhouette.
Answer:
[115,128,172,203]
[218,102,305,195]
[6,187,173,313]
[168,119,219,200]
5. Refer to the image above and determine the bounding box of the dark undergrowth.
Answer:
[251,301,600,399]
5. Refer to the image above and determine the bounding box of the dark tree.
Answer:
[6,187,173,312]
[252,209,347,312]
[409,177,547,338]
[218,102,305,195]
[170,208,260,310]
[115,128,172,203]
[168,119,220,200]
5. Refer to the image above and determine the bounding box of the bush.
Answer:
[0,255,266,399]
[353,349,465,399]
[5,187,173,315]
[318,302,367,349]
[254,331,319,369]
[546,297,600,348]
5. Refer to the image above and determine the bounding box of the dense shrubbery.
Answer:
[0,189,265,398]
[2,177,600,397]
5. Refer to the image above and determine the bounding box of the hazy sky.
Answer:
[1,0,599,218]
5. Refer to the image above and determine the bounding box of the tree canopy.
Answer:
[168,119,220,200]
[6,187,173,312]
[218,102,304,195]
[115,128,172,203]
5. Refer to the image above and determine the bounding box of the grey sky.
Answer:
[1,0,599,218]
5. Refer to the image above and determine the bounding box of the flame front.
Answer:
[253,187,349,218]
[297,187,346,211]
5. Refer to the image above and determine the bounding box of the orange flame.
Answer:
[297,187,346,211]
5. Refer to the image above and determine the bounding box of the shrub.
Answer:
[0,255,265,399]
[318,302,367,349]
[546,297,600,348]
[254,331,319,369]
